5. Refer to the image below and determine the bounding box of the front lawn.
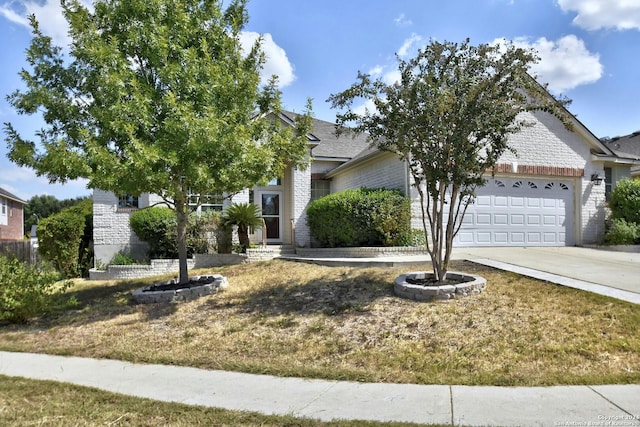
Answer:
[1,260,639,386]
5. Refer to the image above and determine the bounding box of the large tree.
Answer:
[329,39,570,282]
[4,0,312,283]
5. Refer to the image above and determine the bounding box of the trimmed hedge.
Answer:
[307,188,411,248]
[130,207,178,259]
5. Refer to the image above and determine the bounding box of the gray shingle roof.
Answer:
[280,111,372,160]
[0,187,26,204]
[603,131,640,160]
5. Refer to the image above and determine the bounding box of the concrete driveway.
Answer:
[452,246,640,296]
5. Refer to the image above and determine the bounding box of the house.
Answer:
[92,108,640,265]
[0,187,26,241]
[602,131,640,181]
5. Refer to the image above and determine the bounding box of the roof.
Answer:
[0,187,26,204]
[602,131,640,160]
[280,111,371,160]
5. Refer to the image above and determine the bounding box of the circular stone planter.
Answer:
[394,271,486,302]
[132,274,229,304]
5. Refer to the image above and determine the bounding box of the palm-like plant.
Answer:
[222,203,263,252]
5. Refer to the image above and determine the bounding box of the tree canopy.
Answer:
[329,38,571,281]
[4,0,313,283]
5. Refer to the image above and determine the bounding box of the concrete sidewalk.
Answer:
[1,351,639,426]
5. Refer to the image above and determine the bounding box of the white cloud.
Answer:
[558,0,640,31]
[394,13,412,27]
[397,33,423,58]
[496,35,603,93]
[353,99,378,117]
[0,2,297,89]
[0,0,78,46]
[239,31,296,88]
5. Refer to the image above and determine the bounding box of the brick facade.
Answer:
[0,197,25,241]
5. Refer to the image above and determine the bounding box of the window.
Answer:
[0,198,6,226]
[311,180,331,201]
[118,194,139,209]
[605,167,612,202]
[267,177,282,186]
[189,192,224,213]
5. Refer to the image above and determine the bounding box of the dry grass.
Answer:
[1,259,639,386]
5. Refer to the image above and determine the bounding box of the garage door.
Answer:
[453,178,574,247]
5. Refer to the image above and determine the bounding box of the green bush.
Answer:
[604,218,640,245]
[109,251,140,265]
[130,208,229,258]
[307,188,411,248]
[0,256,74,323]
[130,207,178,258]
[36,199,93,278]
[37,210,85,278]
[609,178,640,224]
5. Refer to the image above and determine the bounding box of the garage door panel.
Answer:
[493,232,508,243]
[527,198,541,208]
[476,196,491,207]
[511,214,525,225]
[494,214,508,225]
[451,178,574,247]
[511,232,525,243]
[527,215,541,225]
[494,196,508,207]
[477,213,491,225]
[527,232,541,243]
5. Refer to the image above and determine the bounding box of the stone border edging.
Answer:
[132,275,229,304]
[394,271,486,301]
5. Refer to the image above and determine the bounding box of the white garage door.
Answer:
[453,178,574,247]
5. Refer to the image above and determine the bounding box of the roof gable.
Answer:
[0,187,26,204]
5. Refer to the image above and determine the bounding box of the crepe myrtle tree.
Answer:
[4,0,313,284]
[329,39,571,282]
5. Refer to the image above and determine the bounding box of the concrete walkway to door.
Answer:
[451,246,640,303]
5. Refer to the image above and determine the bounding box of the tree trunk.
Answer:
[176,200,189,285]
[238,226,249,253]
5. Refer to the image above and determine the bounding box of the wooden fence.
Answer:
[0,240,37,265]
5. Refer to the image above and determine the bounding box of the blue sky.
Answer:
[1,0,639,201]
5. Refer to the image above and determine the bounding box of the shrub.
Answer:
[409,229,427,247]
[604,218,640,245]
[36,199,93,278]
[130,207,178,258]
[609,178,640,224]
[0,256,74,323]
[130,207,229,258]
[109,251,140,265]
[63,199,94,277]
[307,188,411,247]
[37,208,85,278]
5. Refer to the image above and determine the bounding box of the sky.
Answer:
[1,0,639,201]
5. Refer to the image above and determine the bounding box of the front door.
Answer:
[258,191,282,243]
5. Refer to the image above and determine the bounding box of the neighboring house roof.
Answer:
[602,131,640,160]
[0,187,26,205]
[280,110,371,160]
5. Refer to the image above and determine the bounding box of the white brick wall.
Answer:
[331,152,407,193]
[93,189,147,265]
[291,166,311,247]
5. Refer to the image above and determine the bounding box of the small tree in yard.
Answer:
[4,0,312,284]
[329,39,571,282]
